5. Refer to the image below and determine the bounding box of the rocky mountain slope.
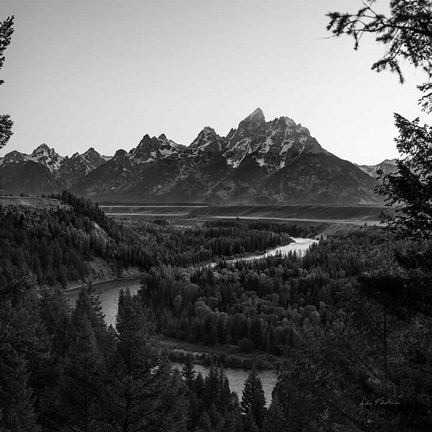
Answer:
[0,109,383,205]
[357,159,398,178]
[0,144,109,192]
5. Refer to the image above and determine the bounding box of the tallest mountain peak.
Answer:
[244,107,265,123]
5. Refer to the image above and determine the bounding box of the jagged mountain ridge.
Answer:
[0,144,110,191]
[357,159,398,178]
[0,109,383,204]
[224,108,327,170]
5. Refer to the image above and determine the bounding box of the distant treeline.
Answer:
[98,200,209,206]
[1,192,308,287]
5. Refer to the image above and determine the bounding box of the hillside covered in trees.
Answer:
[3,0,432,429]
[0,192,300,287]
[1,192,432,431]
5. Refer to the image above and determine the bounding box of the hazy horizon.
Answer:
[0,0,427,165]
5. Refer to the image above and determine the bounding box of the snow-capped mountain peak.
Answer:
[129,134,185,163]
[30,143,65,172]
[0,145,66,171]
[223,110,326,170]
[0,150,26,166]
[0,108,383,206]
[189,127,227,155]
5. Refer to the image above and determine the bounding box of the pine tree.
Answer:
[71,284,107,346]
[202,365,232,413]
[99,289,187,432]
[1,354,41,432]
[242,409,259,432]
[39,286,71,358]
[222,398,243,432]
[181,356,196,389]
[240,367,266,428]
[0,16,14,149]
[327,0,432,320]
[327,1,432,244]
[262,396,287,432]
[196,410,213,432]
[194,372,205,399]
[0,299,41,432]
[56,316,103,432]
[327,1,432,85]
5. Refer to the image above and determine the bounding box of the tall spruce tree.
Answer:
[56,316,103,432]
[240,367,266,429]
[181,356,196,389]
[262,395,286,432]
[242,409,259,432]
[71,284,107,346]
[99,289,187,432]
[202,365,232,413]
[0,296,45,431]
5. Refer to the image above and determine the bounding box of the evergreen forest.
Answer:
[2,2,432,429]
[1,192,432,431]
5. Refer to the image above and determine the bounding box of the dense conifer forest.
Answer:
[2,0,432,430]
[0,191,304,288]
[1,193,432,431]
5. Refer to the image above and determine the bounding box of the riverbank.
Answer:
[162,336,282,370]
[171,361,277,407]
[63,276,141,293]
[63,278,142,326]
[62,257,142,292]
[101,203,385,223]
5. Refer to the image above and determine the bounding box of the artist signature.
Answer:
[360,397,400,407]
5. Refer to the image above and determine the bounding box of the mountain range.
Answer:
[0,109,394,205]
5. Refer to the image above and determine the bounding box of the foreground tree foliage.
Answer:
[240,368,266,429]
[9,284,188,432]
[99,289,187,432]
[328,0,432,235]
[272,295,432,431]
[2,191,432,430]
[328,1,432,259]
[327,0,432,84]
[328,0,432,352]
[2,3,432,430]
[181,364,243,432]
[0,16,14,149]
[0,293,45,432]
[55,317,102,432]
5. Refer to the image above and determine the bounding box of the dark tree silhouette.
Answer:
[327,1,432,84]
[56,317,102,432]
[99,289,187,432]
[240,367,266,428]
[0,16,14,149]
[328,1,432,272]
[378,115,432,241]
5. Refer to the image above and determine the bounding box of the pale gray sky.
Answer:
[0,0,426,164]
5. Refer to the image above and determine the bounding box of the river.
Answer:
[233,236,316,261]
[63,279,142,327]
[64,281,279,404]
[171,362,277,407]
[208,236,317,268]
[63,237,316,406]
[64,238,317,326]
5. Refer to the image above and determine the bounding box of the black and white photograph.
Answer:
[0,0,431,431]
